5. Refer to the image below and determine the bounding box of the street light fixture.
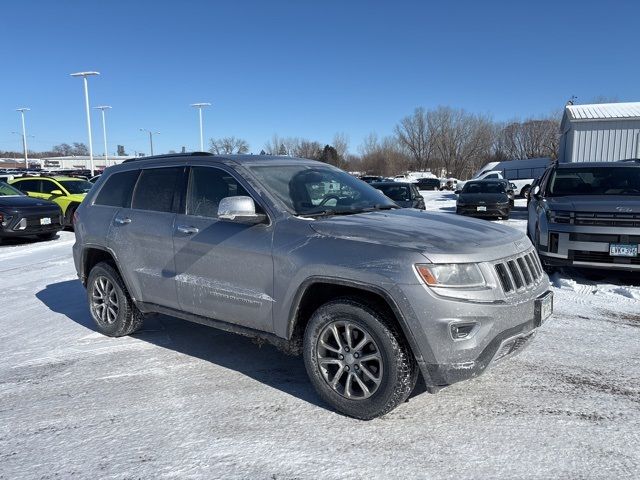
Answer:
[190,102,211,152]
[70,71,100,174]
[93,105,112,167]
[15,108,30,169]
[140,129,160,156]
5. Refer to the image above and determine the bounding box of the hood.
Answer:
[545,195,640,213]
[308,209,528,263]
[458,193,509,204]
[0,195,59,211]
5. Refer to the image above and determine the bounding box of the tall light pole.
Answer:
[93,105,112,167]
[16,108,30,169]
[190,102,211,152]
[140,129,160,156]
[70,71,100,174]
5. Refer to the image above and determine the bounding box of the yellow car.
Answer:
[10,176,93,227]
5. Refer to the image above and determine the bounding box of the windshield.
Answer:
[547,167,640,196]
[59,180,93,194]
[0,182,24,196]
[374,184,411,201]
[249,165,397,216]
[462,182,506,194]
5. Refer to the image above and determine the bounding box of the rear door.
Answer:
[109,166,184,309]
[173,165,275,332]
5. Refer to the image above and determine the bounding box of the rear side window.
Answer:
[132,167,182,212]
[14,179,40,192]
[94,170,140,208]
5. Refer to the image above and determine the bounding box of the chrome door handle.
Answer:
[177,225,199,235]
[114,217,131,225]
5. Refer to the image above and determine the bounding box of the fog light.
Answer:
[16,218,27,230]
[450,322,479,340]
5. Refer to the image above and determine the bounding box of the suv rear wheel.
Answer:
[303,299,417,419]
[87,262,143,337]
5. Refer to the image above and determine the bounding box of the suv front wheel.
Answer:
[303,299,418,419]
[87,262,144,337]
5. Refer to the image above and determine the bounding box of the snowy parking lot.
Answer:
[1,191,639,479]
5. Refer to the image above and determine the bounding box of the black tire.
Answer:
[503,215,510,220]
[64,204,79,229]
[303,299,418,420]
[86,261,144,337]
[37,232,58,241]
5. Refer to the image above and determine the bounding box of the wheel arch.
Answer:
[287,277,425,366]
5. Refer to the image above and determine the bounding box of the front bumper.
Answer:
[0,211,63,237]
[391,277,551,389]
[457,204,510,218]
[540,224,640,271]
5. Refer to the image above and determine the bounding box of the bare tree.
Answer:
[429,107,494,178]
[495,117,559,160]
[332,132,349,163]
[395,107,432,171]
[358,133,410,176]
[209,136,250,154]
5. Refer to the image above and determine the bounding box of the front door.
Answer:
[173,166,274,332]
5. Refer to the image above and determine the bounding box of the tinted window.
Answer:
[94,170,141,208]
[0,182,23,196]
[59,180,93,194]
[132,167,182,212]
[374,184,411,201]
[187,167,250,218]
[13,179,40,192]
[485,173,500,179]
[547,166,640,196]
[40,179,59,194]
[463,182,506,194]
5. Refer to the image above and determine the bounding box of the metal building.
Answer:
[558,102,640,162]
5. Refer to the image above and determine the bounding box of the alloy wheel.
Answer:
[316,321,384,399]
[91,276,119,325]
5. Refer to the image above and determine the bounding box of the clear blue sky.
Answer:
[1,0,638,156]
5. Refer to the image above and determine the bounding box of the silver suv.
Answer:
[73,154,552,419]
[528,160,640,272]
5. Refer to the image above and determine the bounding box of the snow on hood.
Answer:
[308,209,527,261]
[545,195,640,213]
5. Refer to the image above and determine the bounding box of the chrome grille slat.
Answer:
[494,249,544,295]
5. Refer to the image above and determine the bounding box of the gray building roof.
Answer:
[564,102,640,122]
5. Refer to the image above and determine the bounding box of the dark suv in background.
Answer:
[528,160,640,271]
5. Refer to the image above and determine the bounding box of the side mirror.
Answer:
[454,189,461,195]
[532,185,541,198]
[50,189,64,196]
[217,196,267,225]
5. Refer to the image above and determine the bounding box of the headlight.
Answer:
[415,263,486,288]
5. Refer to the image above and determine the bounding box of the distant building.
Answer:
[559,102,640,162]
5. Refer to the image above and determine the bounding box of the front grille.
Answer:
[573,212,640,228]
[573,251,640,266]
[494,250,544,294]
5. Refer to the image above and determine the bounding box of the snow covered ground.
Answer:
[1,191,639,479]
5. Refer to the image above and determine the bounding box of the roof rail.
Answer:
[122,152,213,163]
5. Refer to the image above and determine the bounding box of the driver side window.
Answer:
[187,167,260,219]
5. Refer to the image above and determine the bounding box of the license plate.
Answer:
[609,243,638,257]
[40,217,51,225]
[477,206,487,212]
[534,291,553,327]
